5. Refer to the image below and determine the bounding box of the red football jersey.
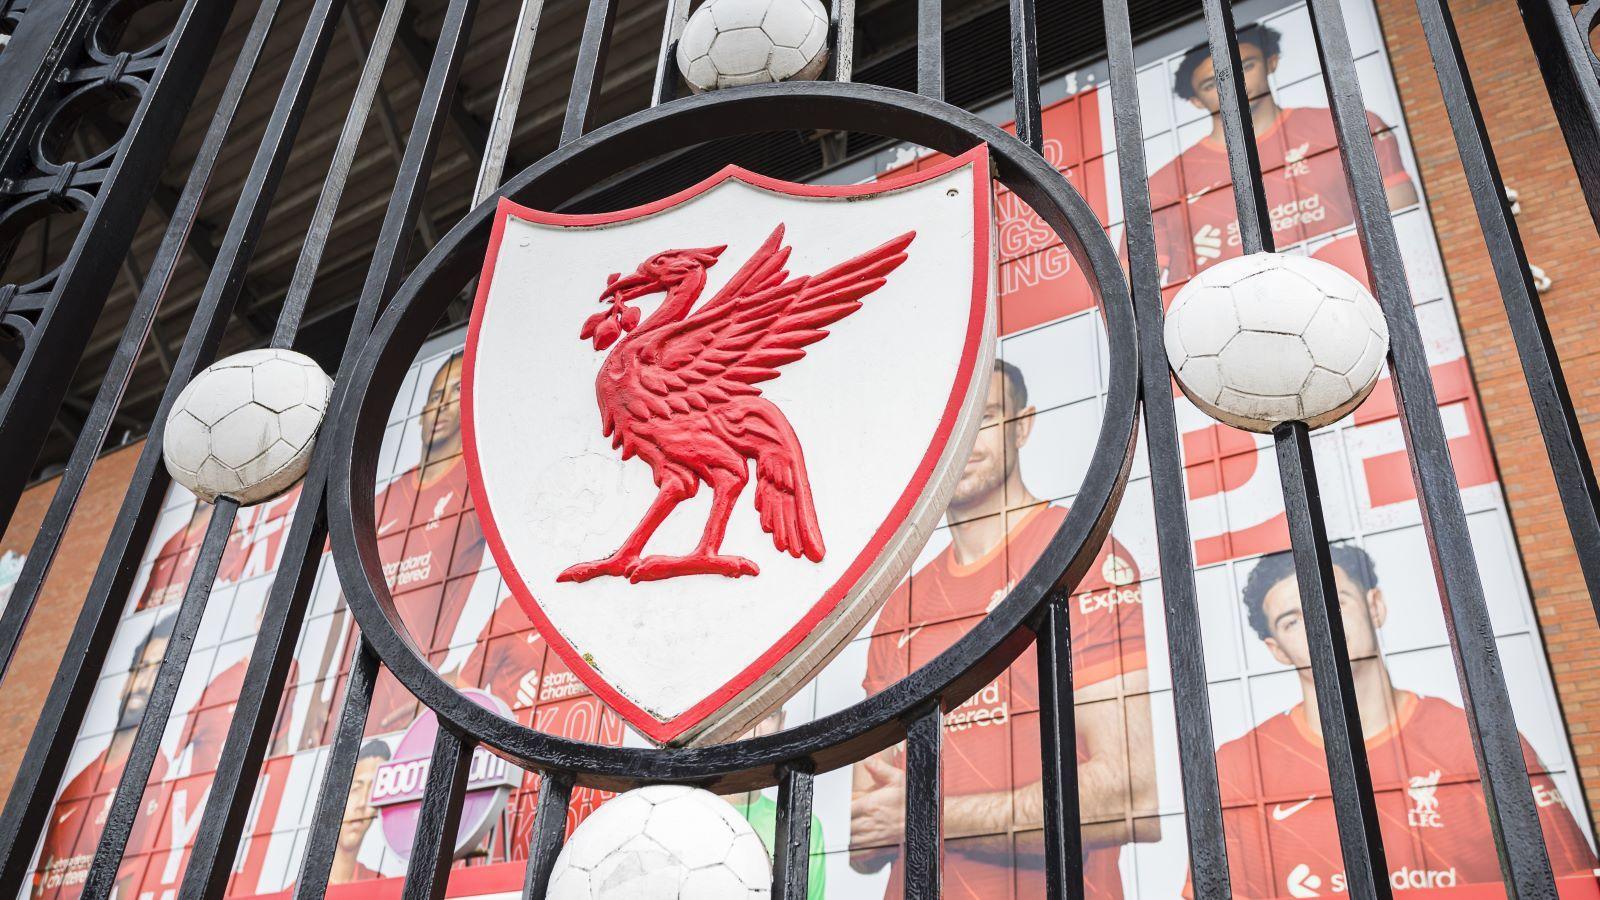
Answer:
[136,512,256,612]
[31,746,169,899]
[1147,107,1412,286]
[463,597,546,711]
[372,457,486,647]
[862,504,1148,900]
[360,457,487,732]
[176,656,298,776]
[1198,692,1596,897]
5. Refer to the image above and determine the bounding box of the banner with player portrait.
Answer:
[24,1,1598,898]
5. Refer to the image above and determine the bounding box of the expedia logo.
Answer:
[1079,585,1142,617]
[1533,781,1570,810]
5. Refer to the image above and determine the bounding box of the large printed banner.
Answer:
[27,2,1599,898]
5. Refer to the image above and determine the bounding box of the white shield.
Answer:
[463,147,995,745]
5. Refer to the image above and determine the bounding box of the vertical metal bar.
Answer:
[902,704,942,899]
[916,0,942,101]
[771,763,815,900]
[0,0,350,888]
[1305,1,1561,894]
[650,0,690,106]
[79,499,239,900]
[560,0,618,146]
[1199,0,1273,253]
[0,0,236,525]
[273,0,408,345]
[339,5,439,249]
[1198,4,1399,892]
[1416,0,1600,615]
[826,0,854,82]
[1101,0,1229,894]
[1037,600,1083,900]
[293,640,379,900]
[521,773,573,900]
[0,0,238,533]
[0,0,281,680]
[177,2,481,894]
[1274,424,1391,899]
[471,0,544,204]
[1518,0,1600,232]
[1007,0,1041,151]
[403,728,474,900]
[0,1,92,167]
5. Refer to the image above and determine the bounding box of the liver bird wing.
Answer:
[633,224,916,414]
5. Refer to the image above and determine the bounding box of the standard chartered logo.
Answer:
[1286,863,1322,897]
[1284,864,1459,896]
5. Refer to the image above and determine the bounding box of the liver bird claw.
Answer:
[564,223,915,584]
[628,555,760,583]
[556,556,638,583]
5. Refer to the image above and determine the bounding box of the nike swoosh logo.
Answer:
[377,519,399,535]
[1186,186,1214,204]
[56,808,76,825]
[1273,796,1316,820]
[896,626,924,648]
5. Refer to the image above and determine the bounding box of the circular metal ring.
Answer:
[0,189,95,293]
[326,80,1141,792]
[31,77,147,174]
[89,0,175,62]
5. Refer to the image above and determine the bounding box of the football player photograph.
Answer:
[31,612,176,899]
[1196,546,1596,896]
[304,349,493,739]
[134,498,263,612]
[849,359,1156,900]
[727,709,827,900]
[328,739,392,885]
[1148,23,1418,287]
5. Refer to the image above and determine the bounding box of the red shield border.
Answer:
[461,146,993,744]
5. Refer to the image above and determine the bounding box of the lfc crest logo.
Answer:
[463,147,995,744]
[559,225,915,584]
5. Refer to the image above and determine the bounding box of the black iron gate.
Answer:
[1,0,1598,897]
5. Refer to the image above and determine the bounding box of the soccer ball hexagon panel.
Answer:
[547,785,771,898]
[162,349,333,505]
[1164,252,1390,434]
[676,0,830,93]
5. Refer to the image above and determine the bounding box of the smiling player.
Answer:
[1197,547,1595,896]
[850,360,1155,899]
[1148,24,1418,286]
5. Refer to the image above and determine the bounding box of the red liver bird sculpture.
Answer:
[558,224,916,584]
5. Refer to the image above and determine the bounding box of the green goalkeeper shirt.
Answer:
[733,790,826,899]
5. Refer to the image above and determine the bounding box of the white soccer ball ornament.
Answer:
[676,0,829,93]
[1164,252,1389,433]
[548,785,771,899]
[162,349,332,504]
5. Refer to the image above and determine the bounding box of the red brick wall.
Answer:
[1376,0,1600,827]
[0,442,143,799]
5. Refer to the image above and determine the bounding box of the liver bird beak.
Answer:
[602,271,654,303]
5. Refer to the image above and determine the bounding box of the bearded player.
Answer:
[31,614,176,899]
[1196,547,1595,896]
[1149,24,1418,287]
[850,360,1156,899]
